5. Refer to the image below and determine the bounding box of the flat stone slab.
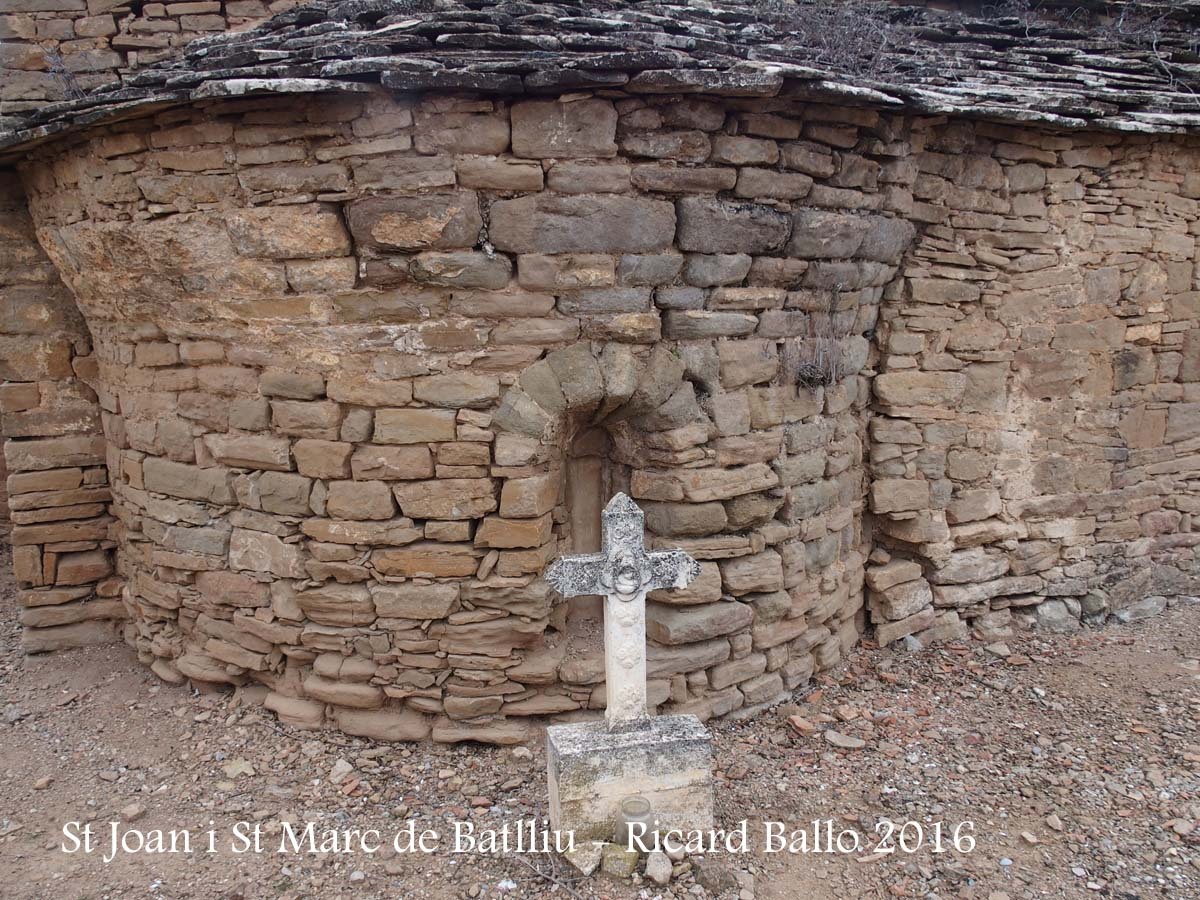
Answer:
[547,714,714,843]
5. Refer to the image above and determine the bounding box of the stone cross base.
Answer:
[547,715,714,843]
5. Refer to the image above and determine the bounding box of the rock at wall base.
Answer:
[547,714,714,843]
[1111,595,1168,624]
[150,658,186,685]
[20,619,122,654]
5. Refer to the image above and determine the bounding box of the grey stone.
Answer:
[547,715,714,842]
[490,195,676,254]
[675,198,790,254]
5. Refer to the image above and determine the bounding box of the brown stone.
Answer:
[294,439,353,479]
[21,620,119,654]
[335,707,431,740]
[457,156,544,191]
[226,204,351,259]
[4,435,104,472]
[871,578,932,620]
[875,608,936,646]
[350,445,434,481]
[229,529,305,578]
[303,675,384,708]
[258,471,312,516]
[270,400,341,439]
[875,372,968,408]
[325,480,396,520]
[646,600,753,645]
[373,409,458,444]
[372,582,459,619]
[143,458,234,505]
[392,478,497,520]
[719,550,784,595]
[475,513,552,549]
[373,542,480,577]
[54,549,111,586]
[347,192,483,251]
[871,478,931,514]
[866,560,922,592]
[642,500,728,537]
[203,434,292,472]
[499,473,559,517]
[412,373,500,409]
[295,583,375,627]
[301,517,423,546]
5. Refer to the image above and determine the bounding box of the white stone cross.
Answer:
[545,493,701,728]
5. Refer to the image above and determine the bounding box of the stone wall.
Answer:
[7,81,1197,742]
[868,121,1200,645]
[0,171,123,651]
[0,0,296,126]
[14,88,914,742]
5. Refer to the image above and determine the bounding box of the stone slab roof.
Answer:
[4,0,1200,159]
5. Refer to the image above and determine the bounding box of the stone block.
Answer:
[489,195,676,254]
[295,583,375,627]
[371,582,459,619]
[719,550,783,595]
[871,478,930,514]
[875,608,936,645]
[229,528,305,578]
[325,480,396,520]
[734,168,812,200]
[21,620,120,655]
[54,549,111,586]
[621,131,712,164]
[457,156,544,191]
[294,439,353,478]
[875,372,967,408]
[301,517,423,546]
[143,458,234,505]
[350,445,434,481]
[499,473,559,517]
[393,478,497,520]
[475,513,552,549]
[547,715,714,842]
[631,165,735,193]
[226,204,351,259]
[259,370,325,400]
[270,400,341,439]
[646,600,752,644]
[412,373,500,408]
[511,99,617,158]
[203,434,292,471]
[5,435,104,472]
[866,560,922,592]
[373,408,457,443]
[347,192,482,251]
[871,578,931,621]
[257,471,311,516]
[335,707,431,741]
[675,198,790,254]
[642,500,727,537]
[410,252,511,290]
[518,254,615,291]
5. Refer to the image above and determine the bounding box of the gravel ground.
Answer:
[1,544,1197,900]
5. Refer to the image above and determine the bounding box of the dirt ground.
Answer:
[1,544,1197,900]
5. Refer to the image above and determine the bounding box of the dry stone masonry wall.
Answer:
[0,0,294,126]
[869,121,1200,645]
[15,89,918,743]
[0,171,123,651]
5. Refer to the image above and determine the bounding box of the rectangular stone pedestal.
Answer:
[547,714,714,842]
